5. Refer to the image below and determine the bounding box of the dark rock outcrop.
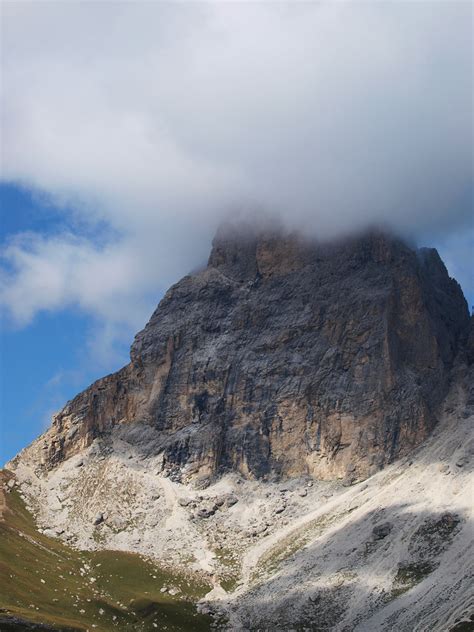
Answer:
[16,224,470,483]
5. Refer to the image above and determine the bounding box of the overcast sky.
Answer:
[1,2,473,367]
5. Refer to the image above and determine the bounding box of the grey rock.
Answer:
[197,604,212,615]
[193,476,212,490]
[66,427,78,440]
[178,497,192,507]
[214,496,226,508]
[93,513,104,526]
[197,508,214,519]
[109,516,127,530]
[372,522,393,540]
[224,494,239,507]
[342,477,355,487]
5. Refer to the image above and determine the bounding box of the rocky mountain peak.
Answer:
[207,222,448,283]
[208,221,310,281]
[11,223,470,487]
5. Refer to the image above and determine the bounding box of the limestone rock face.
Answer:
[16,226,470,483]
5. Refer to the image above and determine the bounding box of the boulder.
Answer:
[197,507,215,519]
[224,494,239,508]
[372,522,393,540]
[178,497,192,507]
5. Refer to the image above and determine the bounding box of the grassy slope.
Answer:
[0,471,212,632]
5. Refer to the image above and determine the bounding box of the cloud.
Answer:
[1,1,472,343]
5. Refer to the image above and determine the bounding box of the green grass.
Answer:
[213,546,241,593]
[0,470,212,632]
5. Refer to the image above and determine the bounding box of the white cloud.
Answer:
[1,1,472,347]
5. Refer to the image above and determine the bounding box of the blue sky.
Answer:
[1,2,472,463]
[0,185,143,462]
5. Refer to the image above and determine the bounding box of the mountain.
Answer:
[11,225,469,484]
[4,224,473,631]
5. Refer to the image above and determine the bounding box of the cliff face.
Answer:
[19,226,469,484]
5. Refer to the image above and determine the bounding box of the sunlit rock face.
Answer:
[17,224,470,484]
